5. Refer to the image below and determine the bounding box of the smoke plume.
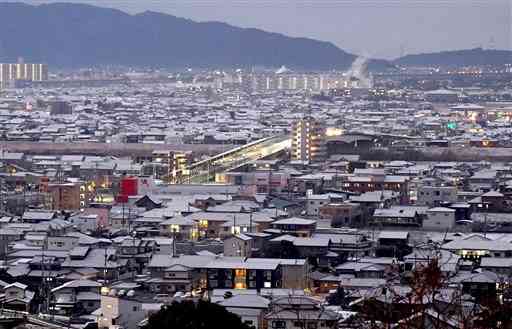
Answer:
[346,57,372,88]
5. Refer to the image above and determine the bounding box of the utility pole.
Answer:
[22,187,26,216]
[127,206,132,235]
[249,210,253,233]
[267,167,271,195]
[172,229,177,258]
[103,247,108,286]
[40,236,45,314]
[41,235,50,315]
[0,177,3,215]
[484,202,489,238]
[122,201,125,230]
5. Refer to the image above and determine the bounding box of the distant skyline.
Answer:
[11,0,512,59]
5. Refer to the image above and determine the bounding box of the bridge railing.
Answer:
[169,134,291,184]
[0,308,70,329]
[188,134,287,170]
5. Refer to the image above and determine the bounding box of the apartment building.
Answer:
[0,63,48,88]
[291,117,327,163]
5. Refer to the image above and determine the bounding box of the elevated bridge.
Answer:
[177,131,420,184]
[174,130,423,184]
[179,135,291,183]
[0,309,89,329]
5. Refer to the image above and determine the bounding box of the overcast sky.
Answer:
[19,0,512,59]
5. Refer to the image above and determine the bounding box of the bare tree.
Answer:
[353,243,512,329]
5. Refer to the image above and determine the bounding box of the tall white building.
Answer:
[291,117,327,163]
[0,63,48,88]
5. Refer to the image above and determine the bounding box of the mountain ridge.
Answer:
[394,47,512,67]
[0,2,380,70]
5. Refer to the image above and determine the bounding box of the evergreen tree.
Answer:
[144,300,252,329]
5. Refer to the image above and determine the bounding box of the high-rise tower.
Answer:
[291,117,327,163]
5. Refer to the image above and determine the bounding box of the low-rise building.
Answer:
[416,185,457,207]
[271,217,316,237]
[319,202,363,227]
[376,231,410,259]
[423,207,456,231]
[51,279,102,315]
[372,207,421,227]
[442,234,512,259]
[265,296,338,329]
[97,293,150,329]
[224,234,254,258]
[218,294,270,329]
[2,282,35,312]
